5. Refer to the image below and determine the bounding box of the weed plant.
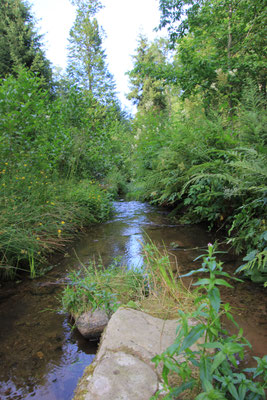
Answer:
[129,85,267,284]
[151,244,267,400]
[61,242,194,321]
[0,172,111,280]
[61,258,147,316]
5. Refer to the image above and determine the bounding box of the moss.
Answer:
[72,364,96,400]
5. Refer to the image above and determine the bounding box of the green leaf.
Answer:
[180,324,205,352]
[208,287,221,313]
[228,382,239,399]
[214,279,233,288]
[200,342,222,350]
[181,267,207,277]
[165,341,180,356]
[211,351,226,373]
[163,359,180,374]
[162,364,169,384]
[238,383,248,400]
[196,389,227,399]
[224,342,244,355]
[193,278,211,286]
[170,380,195,396]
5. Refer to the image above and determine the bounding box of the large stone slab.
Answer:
[96,308,181,366]
[73,308,200,400]
[79,351,158,400]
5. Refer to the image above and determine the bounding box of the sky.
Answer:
[29,0,166,111]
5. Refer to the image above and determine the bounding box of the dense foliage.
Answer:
[126,36,169,112]
[1,0,266,285]
[0,0,52,86]
[0,0,130,280]
[0,66,126,279]
[125,0,267,284]
[152,244,267,399]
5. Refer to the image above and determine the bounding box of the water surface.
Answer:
[0,200,266,399]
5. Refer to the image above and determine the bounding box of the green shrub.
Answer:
[128,86,267,283]
[152,244,267,399]
[61,259,146,315]
[0,174,112,280]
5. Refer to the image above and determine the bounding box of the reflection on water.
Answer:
[0,200,266,399]
[0,281,97,400]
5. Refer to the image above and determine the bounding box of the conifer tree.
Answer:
[0,0,52,85]
[67,0,116,104]
[127,35,169,113]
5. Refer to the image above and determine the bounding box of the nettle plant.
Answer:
[152,244,267,400]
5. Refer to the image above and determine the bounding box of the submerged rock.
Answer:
[75,309,109,339]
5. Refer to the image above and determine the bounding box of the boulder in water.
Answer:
[75,309,109,339]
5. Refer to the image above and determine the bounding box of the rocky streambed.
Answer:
[0,201,266,399]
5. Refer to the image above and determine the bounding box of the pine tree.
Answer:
[0,0,52,85]
[127,35,169,113]
[67,0,116,104]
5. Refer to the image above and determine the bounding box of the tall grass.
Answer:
[129,86,267,283]
[0,170,112,280]
[61,242,194,320]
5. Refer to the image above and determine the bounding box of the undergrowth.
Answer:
[151,244,267,400]
[0,172,111,280]
[61,242,194,319]
[128,86,267,284]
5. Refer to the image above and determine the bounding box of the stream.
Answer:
[0,200,266,399]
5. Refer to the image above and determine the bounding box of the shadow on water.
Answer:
[0,200,266,399]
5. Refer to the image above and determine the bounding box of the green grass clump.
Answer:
[0,166,112,280]
[61,242,194,320]
[61,259,146,316]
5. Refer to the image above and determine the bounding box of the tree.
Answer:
[158,0,267,109]
[67,0,116,104]
[0,0,52,85]
[127,36,169,113]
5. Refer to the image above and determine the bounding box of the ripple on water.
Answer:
[0,200,266,399]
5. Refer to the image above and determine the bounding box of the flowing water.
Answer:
[0,200,266,399]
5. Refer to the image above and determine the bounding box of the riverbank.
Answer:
[0,201,266,399]
[70,242,267,399]
[0,177,112,280]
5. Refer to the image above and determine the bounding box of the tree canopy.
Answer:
[126,35,169,113]
[0,0,52,85]
[67,0,116,104]
[158,0,267,108]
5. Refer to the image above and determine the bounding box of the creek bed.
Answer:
[0,200,266,399]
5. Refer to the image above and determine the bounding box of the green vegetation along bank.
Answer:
[0,0,131,279]
[62,243,267,399]
[124,0,267,284]
[1,0,266,286]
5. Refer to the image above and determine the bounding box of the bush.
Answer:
[0,174,112,279]
[128,86,267,283]
[61,259,147,316]
[152,244,267,399]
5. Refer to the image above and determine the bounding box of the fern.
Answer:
[236,249,267,285]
